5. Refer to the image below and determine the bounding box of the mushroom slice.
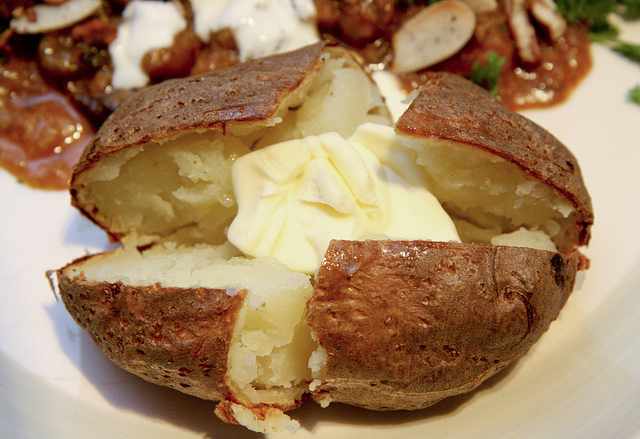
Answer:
[530,0,567,40]
[505,0,568,64]
[11,0,102,34]
[459,0,498,13]
[505,0,540,64]
[392,0,476,73]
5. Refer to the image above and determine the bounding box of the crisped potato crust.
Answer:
[57,265,244,401]
[307,239,579,410]
[52,43,594,433]
[396,72,593,249]
[74,42,327,168]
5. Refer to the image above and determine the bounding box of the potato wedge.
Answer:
[57,251,245,403]
[395,72,592,252]
[53,43,592,434]
[70,41,390,247]
[306,239,580,410]
[56,244,315,433]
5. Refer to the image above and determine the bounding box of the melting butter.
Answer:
[227,123,460,274]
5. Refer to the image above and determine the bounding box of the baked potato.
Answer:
[52,41,593,434]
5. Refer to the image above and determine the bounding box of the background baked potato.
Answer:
[53,41,592,434]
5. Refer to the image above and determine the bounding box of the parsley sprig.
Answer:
[619,0,640,19]
[469,51,506,96]
[555,0,640,26]
[591,33,640,63]
[556,0,640,105]
[630,85,640,104]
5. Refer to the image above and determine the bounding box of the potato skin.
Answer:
[57,258,245,402]
[69,41,373,243]
[396,72,593,248]
[307,240,580,410]
[73,41,328,173]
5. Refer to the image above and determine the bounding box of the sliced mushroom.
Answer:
[392,0,476,73]
[458,0,498,13]
[530,0,567,40]
[10,0,102,35]
[505,0,540,64]
[505,0,567,64]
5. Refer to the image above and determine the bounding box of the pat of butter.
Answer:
[109,0,187,90]
[227,123,460,274]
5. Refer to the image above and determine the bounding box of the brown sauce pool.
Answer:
[0,57,93,190]
[399,11,592,111]
[0,9,592,191]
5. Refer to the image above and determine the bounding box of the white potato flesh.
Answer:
[229,402,301,435]
[71,243,317,415]
[78,131,249,247]
[398,137,574,250]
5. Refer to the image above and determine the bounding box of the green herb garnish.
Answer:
[591,33,640,63]
[469,51,506,96]
[555,0,640,24]
[555,0,618,27]
[630,85,640,105]
[620,0,640,19]
[556,1,640,101]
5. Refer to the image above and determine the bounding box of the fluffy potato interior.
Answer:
[78,133,249,247]
[393,137,575,251]
[252,53,390,147]
[74,53,389,246]
[72,242,317,412]
[227,270,316,407]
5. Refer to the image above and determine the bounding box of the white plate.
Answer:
[1,22,640,439]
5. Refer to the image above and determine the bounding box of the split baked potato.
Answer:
[52,41,593,434]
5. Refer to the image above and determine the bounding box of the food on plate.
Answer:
[1,0,597,189]
[0,56,95,189]
[314,0,592,109]
[307,239,579,410]
[0,0,319,189]
[391,0,477,73]
[51,42,593,434]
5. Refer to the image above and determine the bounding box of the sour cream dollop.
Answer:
[110,0,319,90]
[190,0,320,61]
[109,0,187,90]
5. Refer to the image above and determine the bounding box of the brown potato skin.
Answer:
[306,240,580,410]
[57,257,245,402]
[396,72,593,248]
[73,41,328,173]
[69,41,375,243]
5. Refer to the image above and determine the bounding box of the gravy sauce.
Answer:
[0,58,93,189]
[400,11,592,111]
[0,5,592,190]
